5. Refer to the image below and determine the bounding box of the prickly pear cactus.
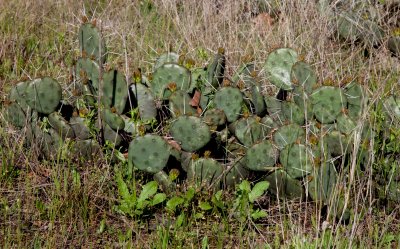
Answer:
[170,115,211,152]
[128,134,171,174]
[151,63,191,99]
[78,22,107,63]
[310,86,347,124]
[129,83,157,122]
[206,47,226,88]
[263,48,298,91]
[102,69,129,114]
[25,77,62,115]
[273,123,305,149]
[214,86,243,122]
[243,140,278,171]
[188,158,224,188]
[280,144,313,179]
[264,169,305,200]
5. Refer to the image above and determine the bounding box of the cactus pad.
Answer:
[75,57,100,94]
[151,63,191,99]
[102,69,129,114]
[154,52,179,70]
[214,86,243,122]
[78,23,107,63]
[169,90,197,117]
[243,140,278,171]
[170,115,211,152]
[103,108,125,131]
[273,123,305,149]
[130,83,157,122]
[310,86,347,124]
[203,108,226,127]
[263,48,298,90]
[308,161,338,204]
[128,134,171,174]
[206,48,225,88]
[291,61,317,94]
[25,77,62,114]
[48,112,75,139]
[264,169,304,200]
[188,158,224,188]
[281,101,305,125]
[280,144,313,179]
[231,116,263,147]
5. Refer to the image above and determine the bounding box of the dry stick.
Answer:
[98,20,104,145]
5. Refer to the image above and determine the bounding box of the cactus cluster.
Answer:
[2,19,400,214]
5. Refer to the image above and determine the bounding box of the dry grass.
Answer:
[1,0,400,248]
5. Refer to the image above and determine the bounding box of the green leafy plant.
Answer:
[232,180,270,222]
[114,173,166,217]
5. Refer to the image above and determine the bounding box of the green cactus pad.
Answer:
[292,88,314,120]
[75,57,100,94]
[103,108,125,131]
[263,48,298,91]
[344,82,367,120]
[25,77,62,114]
[78,23,107,63]
[260,115,278,137]
[9,81,30,110]
[48,112,75,139]
[291,61,317,94]
[308,161,338,204]
[154,171,176,194]
[310,86,347,124]
[154,52,179,70]
[264,95,283,120]
[128,134,171,174]
[214,86,243,122]
[250,82,266,116]
[206,48,225,88]
[151,63,191,99]
[224,160,251,188]
[281,101,305,125]
[243,140,278,171]
[169,90,197,117]
[203,108,226,127]
[231,116,263,147]
[188,158,224,188]
[3,102,27,128]
[70,116,92,140]
[280,144,313,179]
[273,123,305,149]
[264,169,304,200]
[102,69,129,114]
[170,115,211,152]
[336,113,356,135]
[130,83,157,122]
[103,123,122,146]
[232,62,255,87]
[324,130,350,156]
[72,139,102,160]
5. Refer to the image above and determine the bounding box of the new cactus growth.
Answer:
[128,134,171,174]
